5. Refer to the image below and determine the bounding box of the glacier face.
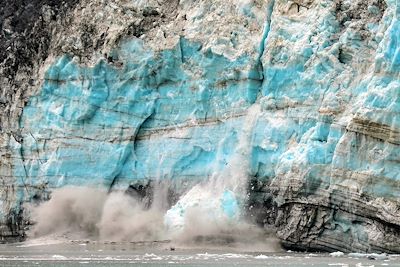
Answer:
[1,0,399,252]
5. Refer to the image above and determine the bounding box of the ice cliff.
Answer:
[0,0,399,253]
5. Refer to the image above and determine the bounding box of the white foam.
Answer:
[330,251,345,257]
[255,254,269,259]
[349,253,388,260]
[52,255,67,260]
[16,236,64,248]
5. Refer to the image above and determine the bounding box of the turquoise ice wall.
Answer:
[2,0,400,252]
[13,37,264,199]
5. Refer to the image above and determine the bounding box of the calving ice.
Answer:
[0,0,399,254]
[164,104,261,238]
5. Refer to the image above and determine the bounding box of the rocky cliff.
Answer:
[0,0,399,252]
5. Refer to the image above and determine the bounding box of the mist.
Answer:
[27,186,165,242]
[26,185,280,251]
[26,104,280,251]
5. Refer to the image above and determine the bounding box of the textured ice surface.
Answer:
[16,38,261,187]
[1,0,399,252]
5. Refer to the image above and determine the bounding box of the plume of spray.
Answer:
[27,186,167,242]
[27,187,107,239]
[27,104,280,250]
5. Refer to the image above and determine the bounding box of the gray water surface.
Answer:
[0,240,399,267]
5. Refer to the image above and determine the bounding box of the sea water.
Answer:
[0,240,399,267]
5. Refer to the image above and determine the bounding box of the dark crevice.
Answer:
[338,46,353,64]
[178,36,185,63]
[251,0,275,103]
[107,111,155,193]
[125,181,153,209]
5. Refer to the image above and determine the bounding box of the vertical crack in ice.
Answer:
[257,0,275,75]
[16,136,29,194]
[107,111,155,193]
[29,132,43,164]
[15,112,30,197]
[250,0,275,103]
[178,36,185,64]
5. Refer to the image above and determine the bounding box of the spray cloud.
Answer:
[27,104,280,251]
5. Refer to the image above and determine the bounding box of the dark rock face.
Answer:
[0,0,79,79]
[0,0,80,242]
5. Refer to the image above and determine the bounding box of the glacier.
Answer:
[0,0,399,253]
